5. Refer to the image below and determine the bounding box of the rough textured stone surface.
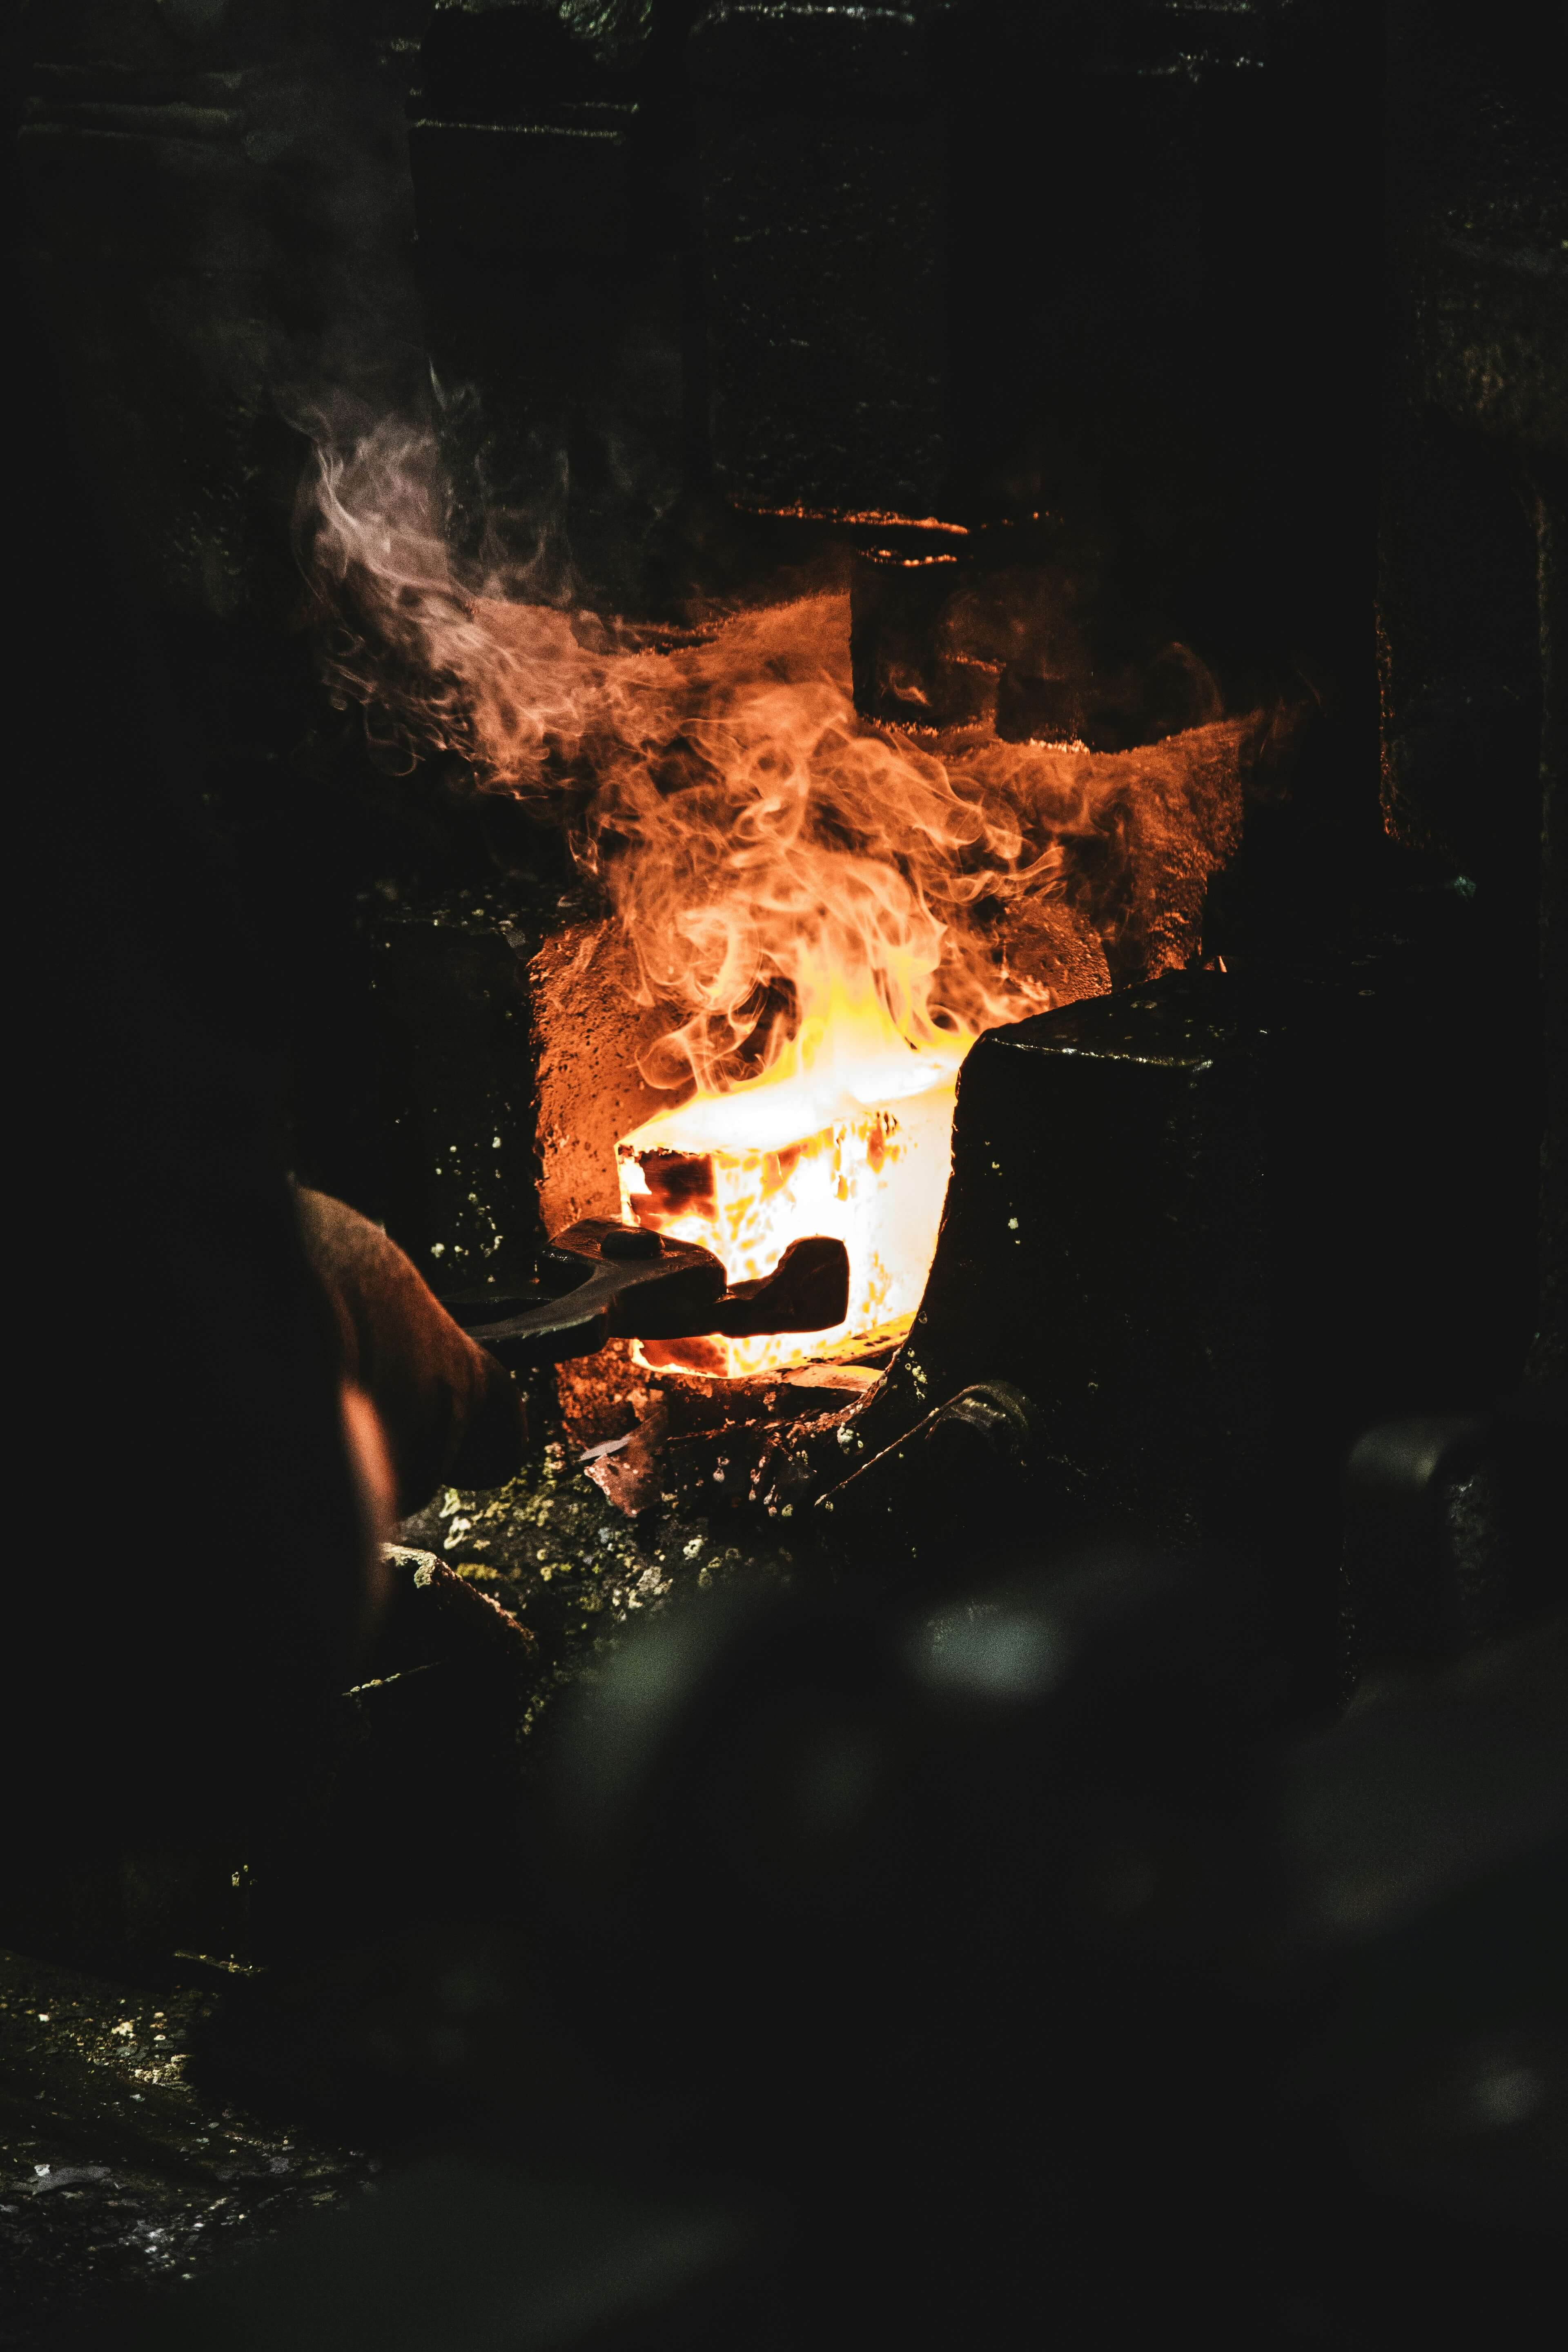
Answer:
[529,918,670,1233]
[396,1423,799,1753]
[369,889,551,1293]
[0,1948,376,2352]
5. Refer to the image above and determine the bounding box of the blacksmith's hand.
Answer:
[296,1188,528,1521]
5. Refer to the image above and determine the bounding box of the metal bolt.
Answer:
[601,1225,663,1260]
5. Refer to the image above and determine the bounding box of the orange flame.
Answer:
[308,423,1254,1371]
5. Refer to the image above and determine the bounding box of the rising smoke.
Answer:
[305,417,1262,1103]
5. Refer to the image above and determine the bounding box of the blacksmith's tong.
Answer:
[442,1221,849,1369]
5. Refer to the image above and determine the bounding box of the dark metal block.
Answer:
[697,108,946,515]
[688,1,933,109]
[409,118,635,260]
[423,0,662,114]
[857,971,1276,1550]
[822,1381,1043,1574]
[688,0,945,519]
[815,953,1534,1682]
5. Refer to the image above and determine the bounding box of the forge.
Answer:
[360,645,1263,1456]
[338,512,1267,1446]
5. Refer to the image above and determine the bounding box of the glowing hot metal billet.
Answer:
[618,1051,959,1379]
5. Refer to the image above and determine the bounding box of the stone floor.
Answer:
[0,1947,379,2348]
